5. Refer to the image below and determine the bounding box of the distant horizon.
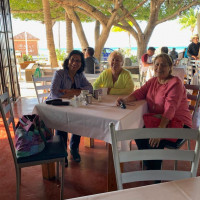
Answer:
[38,46,186,56]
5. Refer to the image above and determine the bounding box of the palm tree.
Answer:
[179,8,197,35]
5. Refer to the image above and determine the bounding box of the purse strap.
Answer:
[18,114,40,132]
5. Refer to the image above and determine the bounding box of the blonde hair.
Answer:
[153,53,173,75]
[108,51,124,64]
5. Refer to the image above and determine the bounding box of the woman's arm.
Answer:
[149,116,170,148]
[60,89,81,99]
[116,94,137,106]
[93,71,106,90]
[49,71,64,99]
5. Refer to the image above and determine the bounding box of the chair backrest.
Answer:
[0,92,18,167]
[186,60,200,84]
[184,84,200,121]
[32,75,52,103]
[179,58,188,66]
[94,63,103,74]
[109,122,200,190]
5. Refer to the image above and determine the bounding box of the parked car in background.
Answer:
[101,48,114,61]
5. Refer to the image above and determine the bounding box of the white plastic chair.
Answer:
[109,122,200,190]
[0,91,66,200]
[32,75,52,103]
[186,59,200,84]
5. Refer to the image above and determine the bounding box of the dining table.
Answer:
[66,176,200,200]
[172,65,187,83]
[32,95,148,191]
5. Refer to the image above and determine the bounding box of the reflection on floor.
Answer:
[0,96,200,200]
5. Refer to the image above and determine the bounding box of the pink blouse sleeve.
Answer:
[163,79,184,120]
[131,79,152,100]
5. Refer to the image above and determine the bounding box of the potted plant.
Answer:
[20,54,35,69]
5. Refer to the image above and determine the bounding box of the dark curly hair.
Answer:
[63,50,85,74]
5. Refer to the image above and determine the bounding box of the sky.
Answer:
[11,17,195,52]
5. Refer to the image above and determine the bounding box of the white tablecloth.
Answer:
[67,176,200,200]
[33,95,147,150]
[172,65,186,83]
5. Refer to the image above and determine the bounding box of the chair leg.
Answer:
[19,168,21,184]
[16,167,20,200]
[174,160,178,170]
[187,139,191,150]
[60,158,65,200]
[56,161,59,181]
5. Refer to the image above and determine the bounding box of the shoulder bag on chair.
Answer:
[15,114,53,158]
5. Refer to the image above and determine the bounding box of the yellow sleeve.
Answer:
[93,70,111,90]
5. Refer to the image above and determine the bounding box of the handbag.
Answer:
[143,113,183,142]
[15,114,53,158]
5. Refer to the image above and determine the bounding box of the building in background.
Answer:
[14,32,39,56]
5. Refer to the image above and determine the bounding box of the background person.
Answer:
[187,34,200,60]
[84,47,100,74]
[141,47,156,67]
[117,53,192,171]
[93,51,134,95]
[169,47,178,60]
[141,47,156,81]
[47,50,93,166]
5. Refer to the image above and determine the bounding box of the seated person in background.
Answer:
[47,50,93,166]
[187,34,200,60]
[141,47,156,67]
[93,51,134,95]
[184,48,188,58]
[161,46,169,54]
[84,47,100,74]
[141,47,156,81]
[117,53,192,171]
[161,46,174,64]
[169,48,178,60]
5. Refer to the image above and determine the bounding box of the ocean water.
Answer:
[38,46,186,56]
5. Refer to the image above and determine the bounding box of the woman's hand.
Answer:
[116,94,136,106]
[116,97,126,106]
[60,89,81,99]
[149,138,160,148]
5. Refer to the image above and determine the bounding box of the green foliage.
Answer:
[179,8,197,33]
[55,49,66,61]
[117,48,137,63]
[10,0,65,22]
[23,54,33,61]
[112,22,133,33]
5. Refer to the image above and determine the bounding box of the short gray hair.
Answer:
[108,51,124,63]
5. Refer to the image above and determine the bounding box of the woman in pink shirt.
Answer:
[117,53,192,171]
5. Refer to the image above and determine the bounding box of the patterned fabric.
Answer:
[15,114,52,158]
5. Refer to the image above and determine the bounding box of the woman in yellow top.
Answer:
[93,51,134,95]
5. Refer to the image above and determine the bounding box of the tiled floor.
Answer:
[0,77,200,200]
